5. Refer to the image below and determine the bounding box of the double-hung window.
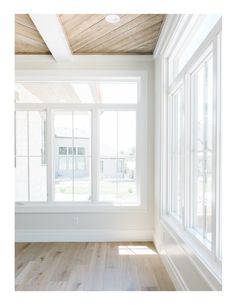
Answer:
[15,77,146,209]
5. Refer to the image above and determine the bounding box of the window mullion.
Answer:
[72,111,75,201]
[92,109,99,203]
[203,61,208,240]
[184,73,190,230]
[116,112,118,197]
[46,108,53,203]
[27,111,30,201]
[211,37,218,258]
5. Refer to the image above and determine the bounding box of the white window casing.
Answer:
[15,72,149,213]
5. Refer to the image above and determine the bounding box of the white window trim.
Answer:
[15,71,149,213]
[155,15,222,280]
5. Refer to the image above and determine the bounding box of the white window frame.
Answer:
[157,16,222,280]
[15,71,148,213]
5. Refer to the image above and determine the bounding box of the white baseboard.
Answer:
[153,227,222,291]
[153,232,188,291]
[15,229,153,242]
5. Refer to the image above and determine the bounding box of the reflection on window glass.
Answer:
[191,53,213,245]
[54,111,91,201]
[15,81,138,104]
[99,111,137,201]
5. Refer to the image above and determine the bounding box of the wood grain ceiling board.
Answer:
[15,14,50,54]
[59,14,165,55]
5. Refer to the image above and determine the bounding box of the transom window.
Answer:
[15,81,138,104]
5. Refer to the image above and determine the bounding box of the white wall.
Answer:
[15,55,154,242]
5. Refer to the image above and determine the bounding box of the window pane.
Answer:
[58,156,67,170]
[16,81,138,104]
[191,54,213,244]
[15,111,27,156]
[15,110,47,202]
[54,111,91,201]
[15,157,28,201]
[100,111,117,157]
[169,88,184,220]
[29,111,44,156]
[118,158,137,201]
[118,112,136,157]
[99,111,137,202]
[74,112,91,156]
[74,157,91,201]
[99,82,137,104]
[55,112,73,201]
[29,157,47,201]
[177,15,221,73]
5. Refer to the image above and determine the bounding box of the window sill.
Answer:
[15,201,148,214]
[160,215,222,285]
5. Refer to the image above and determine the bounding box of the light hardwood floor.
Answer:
[15,242,175,291]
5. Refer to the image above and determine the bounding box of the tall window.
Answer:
[164,16,221,263]
[190,51,214,244]
[168,87,184,220]
[15,78,144,207]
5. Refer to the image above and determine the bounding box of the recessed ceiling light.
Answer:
[105,14,120,24]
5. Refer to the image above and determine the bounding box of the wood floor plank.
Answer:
[15,242,175,291]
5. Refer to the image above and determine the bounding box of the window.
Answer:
[168,86,184,221]
[168,15,221,85]
[99,111,137,202]
[15,111,47,202]
[190,51,214,244]
[15,81,138,104]
[15,77,144,207]
[162,16,221,267]
[54,111,91,202]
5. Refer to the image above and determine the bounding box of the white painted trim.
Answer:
[153,228,221,291]
[153,14,184,58]
[15,69,147,81]
[15,70,149,213]
[153,231,188,291]
[30,14,72,62]
[161,219,222,289]
[15,54,154,64]
[15,229,153,242]
[15,202,148,214]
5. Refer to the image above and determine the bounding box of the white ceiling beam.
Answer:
[30,14,72,62]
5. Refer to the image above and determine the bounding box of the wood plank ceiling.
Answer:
[15,14,165,55]
[15,14,50,54]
